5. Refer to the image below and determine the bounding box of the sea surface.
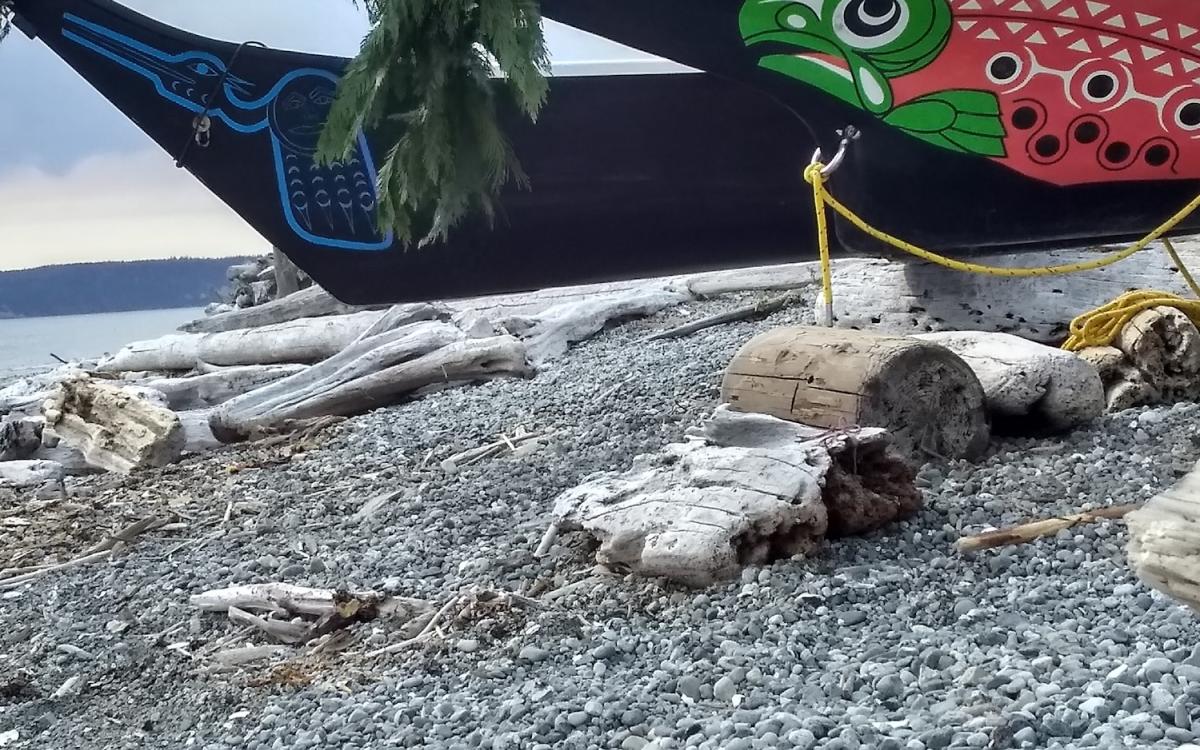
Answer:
[0,307,205,380]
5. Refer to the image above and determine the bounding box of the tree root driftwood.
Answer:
[552,406,921,587]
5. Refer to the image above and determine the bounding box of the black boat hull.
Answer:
[11,0,825,305]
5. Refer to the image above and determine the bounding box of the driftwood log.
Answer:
[914,331,1104,432]
[822,242,1200,342]
[97,304,444,372]
[0,460,64,489]
[134,365,308,410]
[552,406,920,587]
[180,284,378,334]
[210,320,530,440]
[720,326,989,462]
[0,417,42,461]
[1127,461,1200,612]
[44,377,185,474]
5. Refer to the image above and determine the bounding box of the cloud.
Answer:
[0,148,270,270]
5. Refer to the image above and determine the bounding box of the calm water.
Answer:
[0,307,204,378]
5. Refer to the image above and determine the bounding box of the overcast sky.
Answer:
[0,1,671,270]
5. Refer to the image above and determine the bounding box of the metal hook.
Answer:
[809,125,861,177]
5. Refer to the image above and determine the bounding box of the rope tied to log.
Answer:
[802,162,1200,349]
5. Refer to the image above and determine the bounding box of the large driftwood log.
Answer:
[914,332,1104,432]
[553,406,920,587]
[720,326,989,462]
[822,242,1200,342]
[180,285,380,334]
[97,305,444,372]
[44,377,185,474]
[210,321,530,440]
[135,365,308,410]
[1127,460,1200,613]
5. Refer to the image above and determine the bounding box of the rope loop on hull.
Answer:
[803,162,1200,350]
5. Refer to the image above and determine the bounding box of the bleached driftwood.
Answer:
[553,406,920,587]
[500,286,690,365]
[179,410,222,453]
[914,332,1104,431]
[180,285,378,334]
[1078,306,1200,411]
[0,365,85,418]
[821,243,1200,342]
[0,460,64,489]
[191,585,431,619]
[96,304,444,373]
[721,326,989,462]
[31,430,96,476]
[0,417,42,461]
[44,377,185,474]
[210,321,530,440]
[1127,460,1200,612]
[135,365,308,410]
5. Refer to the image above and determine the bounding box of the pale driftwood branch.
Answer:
[227,605,312,644]
[135,365,309,410]
[1128,460,1200,612]
[181,285,384,334]
[645,292,803,342]
[189,583,431,621]
[957,505,1139,553]
[0,515,166,589]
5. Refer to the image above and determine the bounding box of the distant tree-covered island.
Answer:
[0,257,248,319]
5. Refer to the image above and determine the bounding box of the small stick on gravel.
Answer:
[365,595,462,658]
[644,292,802,342]
[956,504,1140,553]
[0,516,165,589]
[534,521,560,558]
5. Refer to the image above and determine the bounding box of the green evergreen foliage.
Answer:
[317,0,550,248]
[0,1,15,44]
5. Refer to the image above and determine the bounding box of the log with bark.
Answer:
[552,406,921,587]
[1126,460,1200,613]
[720,326,990,462]
[820,242,1200,342]
[914,331,1105,432]
[44,377,185,474]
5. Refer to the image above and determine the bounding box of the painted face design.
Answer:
[742,0,1200,187]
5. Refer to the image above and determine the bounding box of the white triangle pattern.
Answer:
[951,0,1200,80]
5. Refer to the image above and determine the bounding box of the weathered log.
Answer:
[98,305,443,372]
[1076,305,1200,411]
[272,247,303,299]
[135,365,308,410]
[44,377,185,474]
[821,242,1200,342]
[553,406,920,587]
[720,326,989,462]
[0,460,64,489]
[0,417,42,461]
[913,332,1104,432]
[1127,460,1200,613]
[180,285,377,334]
[211,321,530,440]
[500,286,690,365]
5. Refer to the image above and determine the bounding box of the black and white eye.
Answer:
[1083,71,1118,103]
[1177,100,1200,131]
[986,52,1022,85]
[834,0,910,49]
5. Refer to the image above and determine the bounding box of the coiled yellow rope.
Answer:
[803,163,1200,351]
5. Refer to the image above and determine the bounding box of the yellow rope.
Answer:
[802,163,1200,351]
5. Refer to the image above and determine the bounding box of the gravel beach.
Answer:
[2,288,1200,750]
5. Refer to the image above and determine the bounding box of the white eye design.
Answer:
[985,52,1023,85]
[833,0,910,50]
